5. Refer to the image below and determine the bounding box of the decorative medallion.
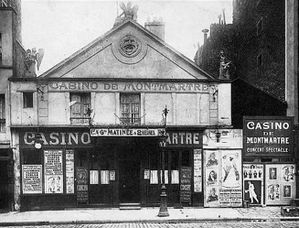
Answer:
[111,33,147,65]
[119,35,141,58]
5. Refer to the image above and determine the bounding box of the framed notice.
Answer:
[44,150,63,194]
[22,165,42,194]
[76,167,88,203]
[193,149,202,192]
[265,164,296,205]
[180,166,192,204]
[65,150,74,194]
[243,164,263,206]
[204,150,242,207]
[243,116,293,157]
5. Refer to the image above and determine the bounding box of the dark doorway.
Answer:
[0,160,9,211]
[119,139,140,203]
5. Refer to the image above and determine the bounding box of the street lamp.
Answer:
[158,106,169,217]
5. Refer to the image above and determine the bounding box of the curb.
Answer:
[1,217,299,226]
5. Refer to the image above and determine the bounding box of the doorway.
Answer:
[119,139,140,203]
[0,160,9,211]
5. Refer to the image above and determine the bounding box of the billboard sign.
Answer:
[243,117,293,157]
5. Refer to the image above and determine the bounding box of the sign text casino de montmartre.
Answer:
[48,81,211,93]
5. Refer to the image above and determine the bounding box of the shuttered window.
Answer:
[120,93,140,125]
[70,93,91,125]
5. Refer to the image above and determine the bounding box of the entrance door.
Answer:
[0,160,9,211]
[119,140,140,203]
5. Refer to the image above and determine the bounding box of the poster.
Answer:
[22,165,42,194]
[243,164,263,206]
[193,149,202,192]
[44,150,63,194]
[76,167,88,203]
[65,150,74,194]
[266,164,296,205]
[180,166,192,204]
[204,150,242,207]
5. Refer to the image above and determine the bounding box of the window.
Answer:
[256,18,263,36]
[120,93,140,125]
[23,92,33,108]
[70,93,91,124]
[0,95,5,132]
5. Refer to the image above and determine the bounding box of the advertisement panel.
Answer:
[243,117,293,157]
[22,165,42,194]
[193,149,202,192]
[65,150,74,194]
[180,166,192,204]
[265,164,296,205]
[44,150,63,194]
[243,164,263,206]
[204,150,242,207]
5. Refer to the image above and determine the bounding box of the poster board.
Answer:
[193,149,202,192]
[180,166,192,204]
[243,164,263,206]
[265,164,296,205]
[66,150,74,194]
[22,165,42,194]
[44,150,63,194]
[204,150,242,207]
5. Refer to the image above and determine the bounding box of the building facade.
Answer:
[9,18,232,210]
[0,0,24,212]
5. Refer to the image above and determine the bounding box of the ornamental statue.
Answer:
[114,2,138,27]
[24,48,44,77]
[219,50,231,80]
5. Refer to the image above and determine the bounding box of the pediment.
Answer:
[40,20,214,81]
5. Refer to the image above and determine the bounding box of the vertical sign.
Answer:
[44,150,63,194]
[243,117,293,157]
[265,164,296,205]
[204,150,242,207]
[22,165,42,194]
[243,164,263,206]
[194,149,202,192]
[76,167,88,203]
[65,150,74,194]
[180,166,192,204]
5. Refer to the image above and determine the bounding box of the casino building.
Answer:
[9,8,232,210]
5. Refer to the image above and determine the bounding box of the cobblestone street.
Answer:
[5,221,299,228]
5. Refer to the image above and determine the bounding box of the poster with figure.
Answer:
[22,165,42,194]
[204,150,242,207]
[243,164,263,206]
[266,164,296,205]
[44,150,63,194]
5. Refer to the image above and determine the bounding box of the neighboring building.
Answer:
[0,0,24,212]
[9,11,232,210]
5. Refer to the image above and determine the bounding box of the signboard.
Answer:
[48,81,211,93]
[76,167,88,203]
[44,150,63,194]
[193,149,202,192]
[22,165,42,194]
[243,117,293,156]
[180,166,192,204]
[204,150,242,207]
[243,164,263,206]
[21,131,91,147]
[265,164,296,205]
[65,150,74,194]
[166,131,202,147]
[203,129,243,149]
[90,128,164,137]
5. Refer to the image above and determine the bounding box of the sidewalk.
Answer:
[0,206,298,226]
